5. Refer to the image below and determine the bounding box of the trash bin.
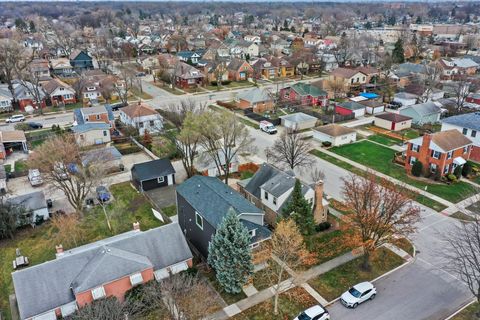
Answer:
[46,199,53,208]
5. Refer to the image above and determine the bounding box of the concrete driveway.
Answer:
[145,185,176,209]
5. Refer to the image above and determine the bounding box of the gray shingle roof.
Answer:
[12,223,192,319]
[131,159,175,181]
[71,122,109,133]
[176,175,262,229]
[441,112,480,132]
[7,191,46,211]
[279,112,317,123]
[400,101,442,117]
[236,88,272,104]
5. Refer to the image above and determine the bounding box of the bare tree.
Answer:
[28,135,109,216]
[325,78,346,100]
[267,129,314,170]
[451,75,471,113]
[160,273,218,320]
[171,113,202,178]
[417,63,441,103]
[115,64,137,104]
[15,62,47,114]
[441,218,480,317]
[164,100,207,130]
[50,213,84,248]
[47,22,79,57]
[0,196,27,239]
[342,173,421,270]
[196,111,255,184]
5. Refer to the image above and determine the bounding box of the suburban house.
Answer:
[174,62,205,89]
[312,124,357,146]
[235,88,274,113]
[0,86,13,112]
[194,150,239,177]
[131,159,176,192]
[335,101,366,118]
[69,50,94,71]
[50,58,74,77]
[227,58,254,81]
[73,105,115,131]
[29,59,51,81]
[11,81,47,111]
[441,112,480,162]
[119,102,164,136]
[280,112,318,131]
[327,68,368,92]
[466,92,480,106]
[404,84,444,102]
[280,83,328,107]
[252,58,278,80]
[81,146,123,172]
[0,131,28,159]
[7,191,49,226]
[177,50,203,65]
[393,92,418,107]
[176,175,271,257]
[398,101,442,125]
[438,58,479,79]
[237,163,328,225]
[269,56,295,78]
[374,113,413,132]
[12,223,192,320]
[405,129,473,176]
[42,79,76,106]
[72,123,111,146]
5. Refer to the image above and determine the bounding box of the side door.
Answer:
[359,289,372,303]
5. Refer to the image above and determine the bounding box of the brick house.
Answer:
[173,62,205,89]
[327,68,368,94]
[405,130,473,177]
[227,58,254,81]
[441,112,480,162]
[251,58,278,80]
[236,88,274,113]
[12,223,193,320]
[42,78,77,106]
[280,83,328,107]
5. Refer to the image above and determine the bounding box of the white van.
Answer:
[28,169,43,186]
[259,120,277,134]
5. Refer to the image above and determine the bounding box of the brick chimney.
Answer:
[55,244,64,257]
[313,180,327,224]
[133,222,140,232]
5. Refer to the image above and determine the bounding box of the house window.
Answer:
[273,197,277,205]
[462,128,468,135]
[409,156,416,165]
[264,191,269,200]
[250,242,259,249]
[464,146,469,153]
[130,273,144,286]
[411,144,420,152]
[472,130,477,138]
[103,131,107,137]
[195,211,203,230]
[249,229,256,238]
[96,115,100,120]
[91,286,106,300]
[432,150,441,160]
[447,151,453,159]
[139,122,144,128]
[444,164,450,174]
[157,176,164,183]
[430,163,437,173]
[149,120,155,127]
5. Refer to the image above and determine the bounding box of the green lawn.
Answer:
[231,287,316,320]
[367,134,402,146]
[310,149,448,211]
[450,211,477,222]
[452,302,479,320]
[401,129,420,139]
[14,160,28,173]
[251,260,289,291]
[392,238,415,256]
[200,268,247,305]
[308,247,404,302]
[306,228,357,266]
[0,182,163,320]
[161,205,177,217]
[330,141,478,203]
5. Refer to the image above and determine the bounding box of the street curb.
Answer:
[443,299,476,320]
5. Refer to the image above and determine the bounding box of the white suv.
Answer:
[294,305,330,320]
[28,169,43,186]
[340,281,377,308]
[6,115,26,123]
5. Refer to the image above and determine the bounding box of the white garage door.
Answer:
[33,311,57,320]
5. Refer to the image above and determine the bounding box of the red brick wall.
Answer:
[87,113,109,123]
[470,145,480,162]
[18,99,47,111]
[335,105,353,116]
[75,268,154,307]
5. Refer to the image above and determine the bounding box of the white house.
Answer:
[393,92,418,107]
[119,102,164,136]
[194,150,239,177]
[7,191,49,225]
[0,86,13,112]
[312,124,357,147]
[441,112,480,162]
[71,123,111,146]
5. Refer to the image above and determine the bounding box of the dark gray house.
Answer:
[131,159,176,191]
[176,175,271,258]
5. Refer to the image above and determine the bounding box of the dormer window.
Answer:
[249,229,256,238]
[264,191,269,200]
[87,87,96,91]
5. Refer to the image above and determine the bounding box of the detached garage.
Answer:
[131,158,176,191]
[280,112,318,131]
[360,100,385,115]
[374,113,412,131]
[312,124,357,146]
[335,101,365,118]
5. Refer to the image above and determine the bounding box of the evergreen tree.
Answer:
[415,16,422,24]
[208,209,253,294]
[283,179,315,236]
[392,39,405,64]
[365,21,372,29]
[29,21,36,33]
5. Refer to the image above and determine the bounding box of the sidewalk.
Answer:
[312,147,454,209]
[207,251,359,320]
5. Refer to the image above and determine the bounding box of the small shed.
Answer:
[279,112,318,131]
[335,101,366,118]
[131,158,176,191]
[374,113,413,131]
[82,146,123,172]
[360,100,385,115]
[7,191,49,225]
[312,124,357,147]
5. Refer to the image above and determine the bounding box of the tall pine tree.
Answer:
[392,39,405,64]
[208,209,253,294]
[283,179,315,236]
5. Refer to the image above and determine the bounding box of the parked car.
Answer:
[110,102,128,111]
[96,186,111,202]
[136,72,146,77]
[259,120,277,134]
[340,282,376,308]
[294,305,330,320]
[6,115,26,123]
[28,169,43,186]
[27,122,43,129]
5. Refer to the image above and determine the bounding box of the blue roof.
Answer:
[176,176,263,230]
[359,92,379,99]
[72,123,109,133]
[442,112,480,131]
